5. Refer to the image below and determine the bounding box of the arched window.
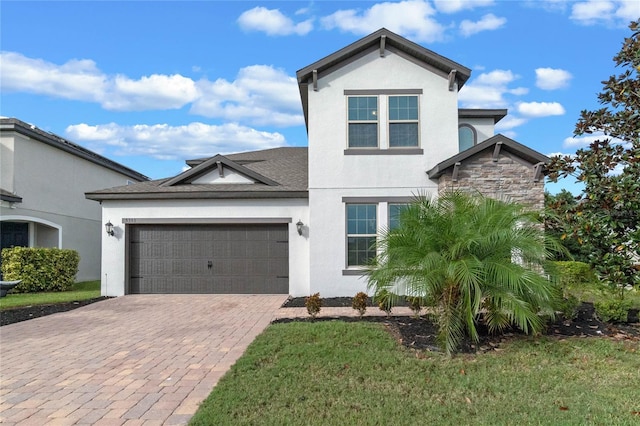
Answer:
[458,125,476,152]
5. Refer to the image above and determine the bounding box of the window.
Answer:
[389,96,418,147]
[458,125,476,152]
[348,97,378,148]
[346,204,377,266]
[388,203,409,230]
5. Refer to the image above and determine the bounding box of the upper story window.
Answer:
[458,124,476,152]
[389,96,419,147]
[348,96,378,148]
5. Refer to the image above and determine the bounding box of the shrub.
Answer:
[558,294,581,320]
[352,292,368,317]
[406,296,423,318]
[374,289,394,317]
[554,261,597,288]
[594,299,631,323]
[1,247,79,293]
[305,293,322,318]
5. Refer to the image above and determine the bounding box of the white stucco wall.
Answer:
[100,198,310,297]
[458,117,497,145]
[306,49,459,297]
[0,130,145,281]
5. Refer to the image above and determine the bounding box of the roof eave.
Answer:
[427,134,550,179]
[85,190,309,201]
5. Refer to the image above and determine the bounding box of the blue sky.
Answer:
[1,1,637,193]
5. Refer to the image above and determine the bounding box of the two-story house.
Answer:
[1,118,148,281]
[86,28,548,297]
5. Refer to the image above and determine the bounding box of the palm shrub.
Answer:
[366,191,563,354]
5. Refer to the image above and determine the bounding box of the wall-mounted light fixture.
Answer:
[105,221,115,237]
[296,220,304,236]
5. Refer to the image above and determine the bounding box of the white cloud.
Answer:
[459,13,506,36]
[458,69,521,108]
[0,51,303,127]
[535,67,573,90]
[65,122,286,160]
[238,7,313,36]
[517,101,566,117]
[495,115,527,130]
[0,52,105,102]
[320,0,447,43]
[0,52,197,111]
[433,0,495,13]
[570,0,638,26]
[191,65,303,127]
[563,132,628,148]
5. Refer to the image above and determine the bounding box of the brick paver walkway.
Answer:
[0,295,287,425]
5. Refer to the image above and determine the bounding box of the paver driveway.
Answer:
[0,294,287,425]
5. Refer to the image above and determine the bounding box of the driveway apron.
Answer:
[0,294,287,425]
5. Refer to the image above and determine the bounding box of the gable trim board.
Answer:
[297,28,471,130]
[427,134,549,179]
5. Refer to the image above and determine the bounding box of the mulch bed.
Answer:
[0,297,110,326]
[3,297,638,355]
[278,298,640,353]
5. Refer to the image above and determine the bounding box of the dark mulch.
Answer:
[0,297,110,326]
[278,298,640,353]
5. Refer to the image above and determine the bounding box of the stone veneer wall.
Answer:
[437,150,545,211]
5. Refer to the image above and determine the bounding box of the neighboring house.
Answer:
[86,28,549,297]
[1,118,148,281]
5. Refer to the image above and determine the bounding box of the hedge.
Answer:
[553,261,597,288]
[1,247,79,293]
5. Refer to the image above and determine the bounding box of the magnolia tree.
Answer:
[547,20,640,295]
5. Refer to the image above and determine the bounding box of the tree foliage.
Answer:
[547,20,640,293]
[544,190,591,262]
[366,191,562,355]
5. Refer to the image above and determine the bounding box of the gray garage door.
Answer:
[129,224,288,294]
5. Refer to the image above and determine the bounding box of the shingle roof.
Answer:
[85,147,308,201]
[1,118,149,182]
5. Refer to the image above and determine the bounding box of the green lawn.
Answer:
[190,321,640,426]
[565,280,640,309]
[0,280,101,310]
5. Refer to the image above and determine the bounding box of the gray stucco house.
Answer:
[86,28,549,297]
[1,118,148,281]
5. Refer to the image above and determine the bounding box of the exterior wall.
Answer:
[100,198,310,297]
[307,49,458,297]
[458,117,496,145]
[0,130,144,281]
[437,150,545,210]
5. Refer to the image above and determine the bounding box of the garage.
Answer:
[128,223,289,294]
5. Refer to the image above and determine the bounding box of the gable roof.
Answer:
[0,117,149,182]
[426,134,550,179]
[297,28,472,129]
[161,154,279,187]
[85,147,308,201]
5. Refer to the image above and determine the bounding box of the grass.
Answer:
[0,280,101,310]
[190,321,640,426]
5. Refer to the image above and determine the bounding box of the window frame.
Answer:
[458,124,477,152]
[388,95,420,148]
[388,202,409,230]
[346,96,379,149]
[345,203,378,268]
